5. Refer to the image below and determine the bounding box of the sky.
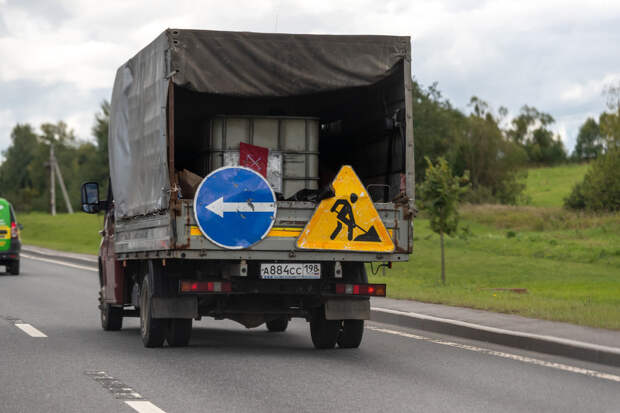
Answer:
[1,0,620,158]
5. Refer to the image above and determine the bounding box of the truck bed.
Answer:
[114,200,411,262]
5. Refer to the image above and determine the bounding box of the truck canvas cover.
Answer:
[109,29,411,219]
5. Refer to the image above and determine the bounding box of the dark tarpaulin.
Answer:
[109,28,411,219]
[169,29,410,96]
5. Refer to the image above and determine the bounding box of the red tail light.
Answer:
[334,283,386,297]
[10,222,18,239]
[180,280,232,293]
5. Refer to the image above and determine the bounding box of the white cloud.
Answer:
[561,73,620,103]
[0,109,16,158]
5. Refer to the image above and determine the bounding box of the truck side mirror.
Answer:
[81,182,100,213]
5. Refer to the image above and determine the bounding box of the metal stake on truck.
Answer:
[80,28,414,349]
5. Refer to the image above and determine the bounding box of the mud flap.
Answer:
[151,296,198,319]
[325,298,370,320]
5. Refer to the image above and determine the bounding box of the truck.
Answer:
[80,28,414,349]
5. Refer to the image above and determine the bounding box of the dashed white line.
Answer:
[125,401,167,413]
[368,326,620,383]
[21,253,97,272]
[86,371,167,413]
[14,323,47,338]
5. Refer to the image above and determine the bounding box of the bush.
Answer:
[463,185,495,204]
[564,181,586,210]
[565,150,620,211]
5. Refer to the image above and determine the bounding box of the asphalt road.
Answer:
[1,257,619,413]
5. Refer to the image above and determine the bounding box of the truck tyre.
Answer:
[310,307,340,349]
[166,319,192,347]
[101,303,123,331]
[140,274,166,348]
[266,318,289,332]
[337,320,364,348]
[9,261,19,275]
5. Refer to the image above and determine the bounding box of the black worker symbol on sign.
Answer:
[329,193,381,242]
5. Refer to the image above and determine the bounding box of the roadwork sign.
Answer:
[296,166,394,252]
[194,166,277,249]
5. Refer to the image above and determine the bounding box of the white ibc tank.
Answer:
[208,116,319,199]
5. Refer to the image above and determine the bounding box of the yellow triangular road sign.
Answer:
[296,166,394,252]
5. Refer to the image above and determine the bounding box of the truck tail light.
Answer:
[334,283,386,297]
[10,222,18,239]
[180,280,232,293]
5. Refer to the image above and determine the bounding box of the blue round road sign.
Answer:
[193,166,277,249]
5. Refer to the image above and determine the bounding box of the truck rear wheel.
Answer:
[310,307,340,349]
[337,320,364,348]
[140,274,166,348]
[101,303,123,331]
[8,261,19,275]
[166,319,192,347]
[266,318,289,332]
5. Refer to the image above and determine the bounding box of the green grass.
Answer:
[370,208,620,330]
[18,212,102,255]
[524,163,589,207]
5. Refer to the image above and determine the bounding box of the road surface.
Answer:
[1,257,619,413]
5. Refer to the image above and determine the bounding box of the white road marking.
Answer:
[21,253,97,272]
[14,323,47,337]
[86,371,166,412]
[125,401,167,413]
[368,326,620,383]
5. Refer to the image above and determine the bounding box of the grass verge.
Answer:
[370,212,620,330]
[18,212,102,255]
[524,163,589,207]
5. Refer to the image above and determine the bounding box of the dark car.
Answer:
[0,198,21,275]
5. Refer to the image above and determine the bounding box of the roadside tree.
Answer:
[459,98,528,204]
[418,157,469,284]
[506,105,567,164]
[573,118,604,160]
[599,110,620,151]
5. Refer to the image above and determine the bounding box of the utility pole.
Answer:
[55,159,74,214]
[50,144,56,216]
[49,143,74,215]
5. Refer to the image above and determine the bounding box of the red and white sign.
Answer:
[240,142,269,177]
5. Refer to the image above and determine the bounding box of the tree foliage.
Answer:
[506,105,567,164]
[412,82,527,205]
[459,98,528,204]
[0,101,110,212]
[412,81,465,183]
[573,118,604,160]
[419,157,470,235]
[565,149,620,212]
[418,156,469,284]
[599,109,620,151]
[597,83,620,152]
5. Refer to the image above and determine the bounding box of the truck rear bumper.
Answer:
[0,243,20,264]
[150,294,372,322]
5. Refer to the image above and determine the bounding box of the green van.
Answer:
[0,198,21,275]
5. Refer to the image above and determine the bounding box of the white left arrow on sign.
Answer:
[205,197,276,218]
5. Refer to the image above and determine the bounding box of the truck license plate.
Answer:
[260,263,321,279]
